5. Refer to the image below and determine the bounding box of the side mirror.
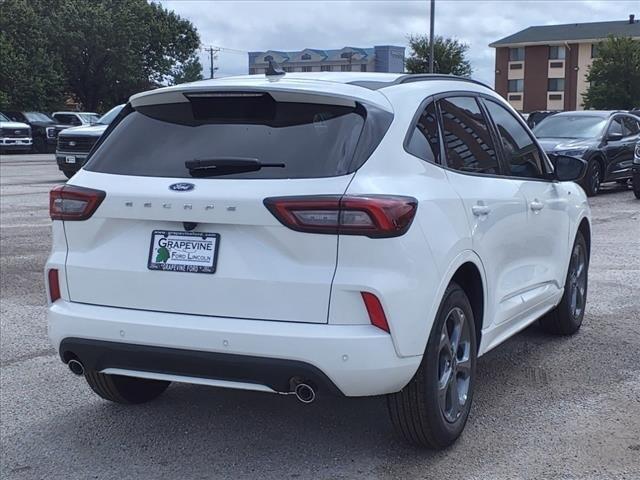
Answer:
[548,154,588,182]
[607,132,624,142]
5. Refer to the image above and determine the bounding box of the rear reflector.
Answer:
[49,185,106,221]
[48,269,61,303]
[264,195,417,238]
[361,292,390,333]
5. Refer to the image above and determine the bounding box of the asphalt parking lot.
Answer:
[1,153,639,480]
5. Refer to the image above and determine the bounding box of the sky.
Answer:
[159,0,639,86]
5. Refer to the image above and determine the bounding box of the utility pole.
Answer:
[205,46,220,78]
[429,0,435,73]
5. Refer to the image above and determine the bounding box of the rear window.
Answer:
[85,93,386,179]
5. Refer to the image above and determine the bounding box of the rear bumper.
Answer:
[48,301,421,397]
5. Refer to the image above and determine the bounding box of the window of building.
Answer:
[360,64,367,72]
[549,46,565,60]
[508,79,524,92]
[301,53,311,60]
[301,66,312,72]
[509,63,523,70]
[283,67,293,72]
[341,65,352,72]
[591,43,599,58]
[320,65,332,72]
[405,101,440,163]
[439,96,499,175]
[509,47,524,62]
[484,99,545,179]
[547,78,565,92]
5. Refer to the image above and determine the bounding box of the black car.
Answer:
[55,104,124,178]
[533,110,640,196]
[1,111,68,153]
[526,110,558,129]
[632,141,640,199]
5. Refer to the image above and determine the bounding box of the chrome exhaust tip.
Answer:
[294,383,316,404]
[68,359,84,376]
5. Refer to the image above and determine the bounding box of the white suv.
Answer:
[46,72,591,448]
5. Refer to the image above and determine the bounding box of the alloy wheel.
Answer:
[568,242,587,319]
[437,306,472,423]
[590,163,601,194]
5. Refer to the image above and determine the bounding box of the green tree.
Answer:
[172,56,204,85]
[0,0,201,111]
[405,35,472,76]
[583,36,640,110]
[0,0,66,111]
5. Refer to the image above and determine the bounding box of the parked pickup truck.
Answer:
[0,112,32,152]
[56,105,124,178]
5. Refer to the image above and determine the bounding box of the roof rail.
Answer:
[349,74,492,91]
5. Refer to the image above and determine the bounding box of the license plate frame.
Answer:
[65,156,76,164]
[147,230,220,274]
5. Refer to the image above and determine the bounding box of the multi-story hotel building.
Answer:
[490,15,639,112]
[248,45,405,74]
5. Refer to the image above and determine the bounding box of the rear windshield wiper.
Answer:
[185,157,285,177]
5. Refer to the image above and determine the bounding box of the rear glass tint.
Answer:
[86,94,370,179]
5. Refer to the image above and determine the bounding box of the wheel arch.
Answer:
[431,252,487,354]
[577,216,591,258]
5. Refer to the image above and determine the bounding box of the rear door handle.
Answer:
[530,199,545,212]
[472,205,491,216]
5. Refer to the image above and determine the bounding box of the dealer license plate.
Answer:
[66,156,76,164]
[147,230,219,274]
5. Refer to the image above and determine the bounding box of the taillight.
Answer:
[361,292,390,333]
[264,195,417,238]
[48,269,61,302]
[49,185,105,221]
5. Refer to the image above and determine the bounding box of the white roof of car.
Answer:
[129,73,493,113]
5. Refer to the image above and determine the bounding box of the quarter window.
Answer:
[405,102,440,163]
[439,97,499,175]
[484,100,546,179]
[608,117,623,136]
[622,116,640,135]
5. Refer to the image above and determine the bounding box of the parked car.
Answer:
[46,72,591,449]
[56,104,125,179]
[0,112,32,152]
[52,111,100,127]
[633,141,640,199]
[2,111,68,152]
[526,110,558,129]
[534,110,640,196]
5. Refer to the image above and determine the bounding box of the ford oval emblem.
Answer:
[169,183,195,192]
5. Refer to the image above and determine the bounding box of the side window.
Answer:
[622,116,639,136]
[405,101,440,163]
[608,117,623,136]
[484,99,546,179]
[439,96,499,175]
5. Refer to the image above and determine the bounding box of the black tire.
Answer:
[539,231,589,335]
[32,136,47,153]
[633,180,640,199]
[84,370,170,404]
[387,282,477,449]
[581,159,601,197]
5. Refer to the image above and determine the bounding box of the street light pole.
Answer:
[429,0,435,73]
